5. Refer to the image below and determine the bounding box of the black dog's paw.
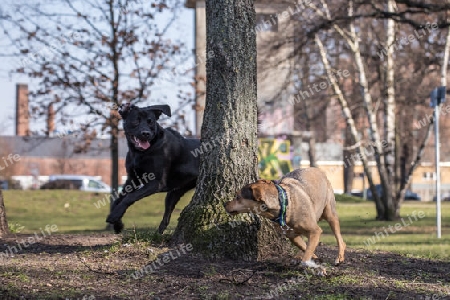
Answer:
[106,213,119,224]
[113,221,124,234]
[157,224,166,235]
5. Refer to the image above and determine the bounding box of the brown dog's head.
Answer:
[224,179,279,219]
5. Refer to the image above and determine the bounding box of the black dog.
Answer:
[106,104,200,234]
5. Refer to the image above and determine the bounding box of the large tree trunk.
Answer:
[0,189,9,237]
[172,0,289,260]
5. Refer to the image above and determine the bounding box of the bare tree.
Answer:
[383,0,396,213]
[3,0,190,199]
[260,0,450,220]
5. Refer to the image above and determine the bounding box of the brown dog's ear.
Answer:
[252,185,264,202]
[259,179,273,184]
[240,185,253,200]
[241,183,264,201]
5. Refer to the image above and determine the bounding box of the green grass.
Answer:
[3,189,193,233]
[3,190,450,260]
[320,201,450,260]
[334,193,366,203]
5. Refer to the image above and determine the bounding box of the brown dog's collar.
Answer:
[271,183,289,227]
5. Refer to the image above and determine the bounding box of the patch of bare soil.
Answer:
[0,233,449,300]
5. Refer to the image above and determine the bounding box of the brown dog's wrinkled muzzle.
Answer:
[223,197,242,216]
[224,199,268,216]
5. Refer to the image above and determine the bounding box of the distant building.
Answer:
[0,83,127,188]
[0,135,128,189]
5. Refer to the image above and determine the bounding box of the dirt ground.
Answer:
[0,233,449,300]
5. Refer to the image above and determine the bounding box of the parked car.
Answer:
[0,180,8,190]
[364,184,421,201]
[40,175,111,193]
[404,190,421,201]
[433,193,450,201]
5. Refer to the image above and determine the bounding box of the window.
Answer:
[88,180,102,189]
[422,172,436,181]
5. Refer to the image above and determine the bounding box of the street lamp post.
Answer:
[430,86,446,238]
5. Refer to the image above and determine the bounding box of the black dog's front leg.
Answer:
[106,181,160,229]
[110,177,135,210]
[108,178,135,233]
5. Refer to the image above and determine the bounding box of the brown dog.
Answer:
[224,168,345,273]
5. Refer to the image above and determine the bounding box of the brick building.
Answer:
[0,135,128,188]
[0,84,128,188]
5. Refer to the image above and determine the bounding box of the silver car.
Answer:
[42,175,111,193]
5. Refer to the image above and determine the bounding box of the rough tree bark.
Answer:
[0,189,9,237]
[172,0,289,260]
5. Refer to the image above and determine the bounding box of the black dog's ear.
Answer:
[119,103,133,119]
[147,105,171,119]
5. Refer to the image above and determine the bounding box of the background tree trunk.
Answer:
[172,0,289,260]
[343,126,355,195]
[308,136,317,168]
[0,189,9,237]
[109,0,120,211]
[384,0,397,218]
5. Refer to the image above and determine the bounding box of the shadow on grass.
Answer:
[0,232,120,256]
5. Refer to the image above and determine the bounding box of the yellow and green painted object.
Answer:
[258,138,293,180]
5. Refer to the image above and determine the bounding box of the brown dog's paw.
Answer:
[334,257,345,266]
[292,255,322,266]
[301,260,327,276]
[313,255,323,264]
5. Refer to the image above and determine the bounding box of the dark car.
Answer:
[40,179,82,190]
[365,184,421,201]
[0,180,8,190]
[404,190,421,201]
[433,193,450,201]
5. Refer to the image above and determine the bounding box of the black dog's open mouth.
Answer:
[131,135,151,150]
